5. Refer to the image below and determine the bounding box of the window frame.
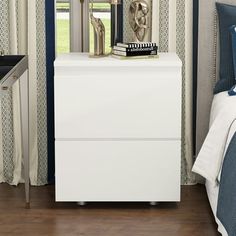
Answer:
[70,0,111,52]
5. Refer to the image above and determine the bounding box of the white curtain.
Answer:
[123,0,194,184]
[0,0,48,186]
[157,0,194,184]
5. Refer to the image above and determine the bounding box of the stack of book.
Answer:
[112,42,158,59]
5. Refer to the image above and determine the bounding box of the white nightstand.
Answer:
[54,53,182,203]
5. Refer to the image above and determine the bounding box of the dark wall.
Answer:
[111,1,123,46]
[193,0,199,155]
[45,0,55,183]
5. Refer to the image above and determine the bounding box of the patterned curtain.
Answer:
[0,0,194,186]
[0,0,48,186]
[123,0,195,184]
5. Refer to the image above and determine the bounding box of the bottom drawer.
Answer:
[55,140,181,202]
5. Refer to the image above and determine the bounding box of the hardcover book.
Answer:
[113,45,158,52]
[116,42,157,48]
[112,49,158,57]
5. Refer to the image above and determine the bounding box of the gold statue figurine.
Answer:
[90,2,105,56]
[129,0,150,42]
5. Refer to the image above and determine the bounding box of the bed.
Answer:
[194,1,236,235]
[195,91,236,236]
[206,179,228,236]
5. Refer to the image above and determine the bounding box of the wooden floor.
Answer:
[0,184,220,236]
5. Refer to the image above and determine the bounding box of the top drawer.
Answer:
[55,65,181,140]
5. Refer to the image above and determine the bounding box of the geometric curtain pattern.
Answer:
[176,0,195,184]
[176,0,189,184]
[0,1,15,184]
[160,0,194,184]
[35,0,48,186]
[0,0,48,186]
[1,0,194,185]
[159,0,194,184]
[123,0,194,184]
[159,0,169,52]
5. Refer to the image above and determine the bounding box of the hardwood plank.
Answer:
[0,184,220,236]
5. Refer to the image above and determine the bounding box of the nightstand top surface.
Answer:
[55,53,182,68]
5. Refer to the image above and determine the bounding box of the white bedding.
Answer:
[193,91,236,236]
[193,92,236,184]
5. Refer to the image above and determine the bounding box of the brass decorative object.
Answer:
[90,1,105,56]
[129,0,150,42]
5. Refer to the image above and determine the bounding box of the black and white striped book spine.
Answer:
[112,49,158,57]
[116,42,157,49]
[113,45,158,52]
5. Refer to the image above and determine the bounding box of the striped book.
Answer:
[113,45,158,52]
[112,49,158,57]
[117,42,157,48]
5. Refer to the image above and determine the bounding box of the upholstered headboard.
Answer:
[196,0,236,154]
